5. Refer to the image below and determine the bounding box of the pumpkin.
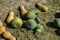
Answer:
[3,31,12,39]
[0,21,6,35]
[25,19,37,29]
[36,3,48,12]
[3,31,16,40]
[24,9,40,19]
[7,11,14,24]
[36,24,44,33]
[54,18,60,28]
[19,5,27,17]
[25,12,37,19]
[0,27,6,35]
[11,17,23,28]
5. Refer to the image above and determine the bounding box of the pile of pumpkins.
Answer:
[0,3,49,40]
[1,2,60,40]
[6,3,48,33]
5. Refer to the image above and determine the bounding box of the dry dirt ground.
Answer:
[0,0,60,40]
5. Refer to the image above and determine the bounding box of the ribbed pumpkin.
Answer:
[25,19,37,29]
[25,9,40,19]
[27,12,37,19]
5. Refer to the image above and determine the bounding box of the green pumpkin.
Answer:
[25,9,40,19]
[36,25,44,33]
[29,9,40,15]
[25,19,37,29]
[27,12,37,19]
[35,17,41,23]
[11,17,23,28]
[54,18,60,28]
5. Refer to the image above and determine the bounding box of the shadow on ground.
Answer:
[46,22,59,29]
[46,22,60,36]
[55,29,60,36]
[54,12,60,18]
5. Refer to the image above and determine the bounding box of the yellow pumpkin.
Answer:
[7,11,14,24]
[3,31,12,39]
[36,3,48,12]
[0,21,6,35]
[0,27,6,35]
[20,5,27,17]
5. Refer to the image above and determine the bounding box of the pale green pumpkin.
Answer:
[12,17,23,28]
[36,25,44,33]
